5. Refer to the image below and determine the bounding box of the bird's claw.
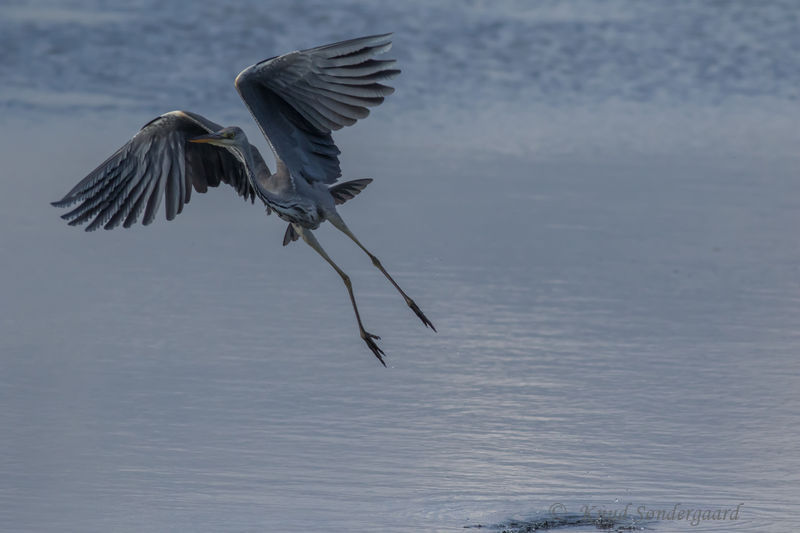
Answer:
[407,299,436,332]
[360,330,386,366]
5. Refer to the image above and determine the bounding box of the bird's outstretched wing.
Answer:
[234,33,399,185]
[52,110,268,231]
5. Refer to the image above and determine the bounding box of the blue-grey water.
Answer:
[1,1,799,532]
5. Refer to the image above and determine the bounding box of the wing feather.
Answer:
[306,77,394,98]
[164,148,180,221]
[316,70,400,86]
[318,42,393,66]
[102,153,153,229]
[142,150,170,226]
[124,162,160,228]
[52,110,267,231]
[329,178,373,205]
[235,33,399,185]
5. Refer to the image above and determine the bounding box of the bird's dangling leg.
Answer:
[296,225,387,366]
[328,214,436,331]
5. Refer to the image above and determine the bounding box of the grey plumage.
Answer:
[52,34,433,365]
[235,34,398,184]
[51,111,262,231]
[329,178,373,205]
[282,178,373,246]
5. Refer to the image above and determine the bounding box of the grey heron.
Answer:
[51,34,434,366]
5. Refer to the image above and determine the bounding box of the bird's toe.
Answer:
[360,330,386,366]
[407,300,436,332]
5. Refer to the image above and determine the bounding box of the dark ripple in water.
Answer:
[466,513,645,532]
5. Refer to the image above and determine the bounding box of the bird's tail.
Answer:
[328,178,373,205]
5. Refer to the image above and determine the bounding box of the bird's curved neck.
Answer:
[230,143,279,206]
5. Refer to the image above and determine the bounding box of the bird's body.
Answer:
[52,34,434,365]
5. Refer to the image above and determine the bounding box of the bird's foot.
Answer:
[406,298,436,332]
[360,330,386,366]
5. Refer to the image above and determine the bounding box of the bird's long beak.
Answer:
[189,132,223,144]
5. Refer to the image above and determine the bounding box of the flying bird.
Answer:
[51,34,434,365]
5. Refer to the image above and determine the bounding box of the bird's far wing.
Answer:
[51,110,267,231]
[234,33,399,185]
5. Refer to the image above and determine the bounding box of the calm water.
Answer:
[1,1,799,532]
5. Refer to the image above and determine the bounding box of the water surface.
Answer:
[1,1,799,532]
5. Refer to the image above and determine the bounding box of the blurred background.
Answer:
[1,1,799,532]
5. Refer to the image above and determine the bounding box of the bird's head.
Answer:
[189,126,247,147]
